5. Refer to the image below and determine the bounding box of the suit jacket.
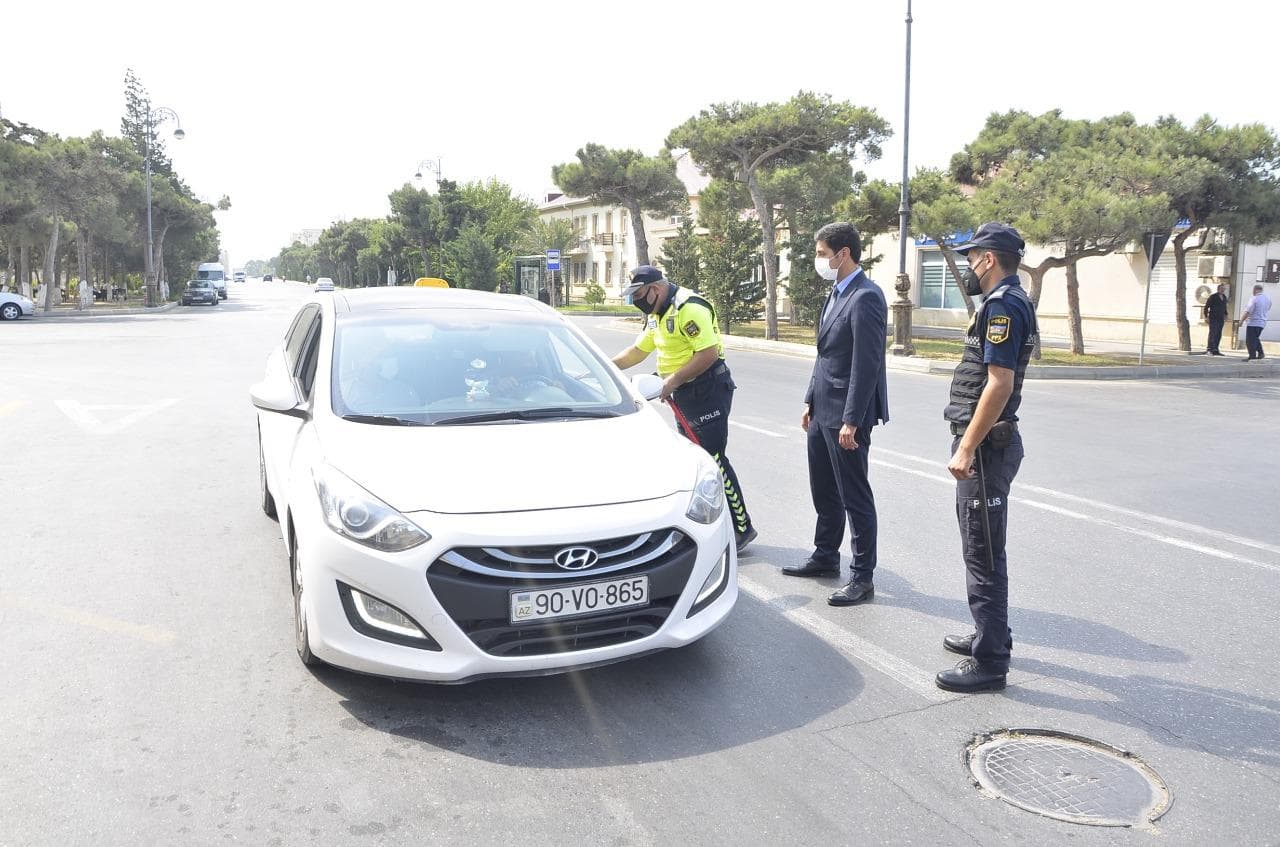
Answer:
[804,270,889,430]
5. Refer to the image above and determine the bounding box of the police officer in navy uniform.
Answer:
[936,223,1038,694]
[613,265,757,552]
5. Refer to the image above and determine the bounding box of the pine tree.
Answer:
[121,68,171,177]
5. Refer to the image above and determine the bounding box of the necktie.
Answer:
[821,284,841,325]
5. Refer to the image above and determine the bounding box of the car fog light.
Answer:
[688,546,730,617]
[338,583,441,651]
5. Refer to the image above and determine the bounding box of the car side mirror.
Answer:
[631,373,664,401]
[250,377,308,419]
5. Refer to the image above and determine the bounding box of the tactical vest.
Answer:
[943,282,1038,426]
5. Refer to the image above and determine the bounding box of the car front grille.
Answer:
[427,529,698,656]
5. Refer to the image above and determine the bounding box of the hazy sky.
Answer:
[5,0,1277,265]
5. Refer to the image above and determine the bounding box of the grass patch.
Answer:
[724,322,820,345]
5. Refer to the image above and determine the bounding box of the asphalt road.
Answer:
[2,283,1278,846]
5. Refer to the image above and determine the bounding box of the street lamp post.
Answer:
[144,106,184,307]
[413,158,444,278]
[890,0,916,356]
[414,157,443,185]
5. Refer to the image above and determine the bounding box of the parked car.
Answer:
[181,279,219,306]
[314,277,335,292]
[0,291,35,321]
[251,288,735,681]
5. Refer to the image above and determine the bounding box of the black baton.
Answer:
[974,444,996,574]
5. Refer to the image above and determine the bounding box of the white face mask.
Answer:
[814,255,841,282]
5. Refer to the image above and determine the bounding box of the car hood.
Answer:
[316,406,705,514]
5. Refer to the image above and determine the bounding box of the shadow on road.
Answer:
[1007,658,1280,769]
[316,592,864,768]
[868,569,1189,664]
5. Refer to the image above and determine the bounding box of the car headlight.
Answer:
[313,464,430,552]
[685,463,725,524]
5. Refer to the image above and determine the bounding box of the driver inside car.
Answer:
[489,349,573,404]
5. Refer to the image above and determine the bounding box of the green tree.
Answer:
[956,112,1177,353]
[667,92,889,339]
[658,217,702,291]
[1155,116,1280,350]
[699,197,763,334]
[551,144,688,265]
[388,183,442,277]
[120,68,171,177]
[448,222,499,291]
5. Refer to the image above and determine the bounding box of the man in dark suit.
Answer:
[1203,283,1227,355]
[783,222,889,607]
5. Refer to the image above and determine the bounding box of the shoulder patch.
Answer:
[683,320,700,337]
[986,314,1011,344]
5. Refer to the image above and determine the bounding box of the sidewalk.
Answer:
[29,301,180,319]
[604,318,1279,380]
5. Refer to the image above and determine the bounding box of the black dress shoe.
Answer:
[735,527,758,554]
[935,659,1006,693]
[782,559,839,577]
[828,580,873,606]
[943,632,1013,656]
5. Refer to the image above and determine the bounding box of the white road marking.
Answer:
[715,427,1280,570]
[874,446,1280,558]
[737,574,953,703]
[55,398,179,434]
[0,591,177,644]
[728,420,787,438]
[869,458,1280,575]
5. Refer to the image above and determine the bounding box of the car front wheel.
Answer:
[0,303,20,321]
[258,434,277,520]
[291,532,321,667]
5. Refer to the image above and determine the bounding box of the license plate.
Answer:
[510,576,649,624]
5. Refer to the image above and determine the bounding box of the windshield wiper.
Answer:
[340,413,424,426]
[434,407,621,426]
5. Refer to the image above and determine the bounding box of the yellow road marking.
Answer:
[0,591,177,644]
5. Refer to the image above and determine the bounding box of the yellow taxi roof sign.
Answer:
[414,277,449,288]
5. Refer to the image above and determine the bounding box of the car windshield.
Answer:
[331,309,636,424]
[189,281,209,289]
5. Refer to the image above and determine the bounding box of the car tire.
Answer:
[291,531,322,667]
[259,434,278,520]
[0,303,20,321]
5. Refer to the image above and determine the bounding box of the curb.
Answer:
[31,301,182,319]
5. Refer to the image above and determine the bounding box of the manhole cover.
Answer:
[967,729,1172,827]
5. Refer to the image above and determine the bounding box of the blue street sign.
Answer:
[546,249,561,271]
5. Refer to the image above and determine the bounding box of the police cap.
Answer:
[620,265,666,299]
[954,222,1026,257]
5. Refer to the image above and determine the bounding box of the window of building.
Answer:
[605,261,613,286]
[592,214,599,236]
[919,251,968,309]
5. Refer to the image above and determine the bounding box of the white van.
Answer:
[197,263,228,300]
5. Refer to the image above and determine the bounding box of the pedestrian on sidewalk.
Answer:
[1243,284,1273,361]
[1203,283,1227,355]
[612,265,757,553]
[783,222,889,609]
[937,223,1038,695]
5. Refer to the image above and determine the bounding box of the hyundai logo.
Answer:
[553,546,599,571]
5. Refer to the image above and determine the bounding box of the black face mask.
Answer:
[633,291,656,314]
[961,258,988,297]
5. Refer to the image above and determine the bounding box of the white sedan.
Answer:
[251,288,736,681]
[1,291,35,321]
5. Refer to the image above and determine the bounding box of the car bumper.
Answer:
[294,493,736,682]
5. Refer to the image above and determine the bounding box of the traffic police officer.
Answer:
[937,223,1038,694]
[613,265,757,553]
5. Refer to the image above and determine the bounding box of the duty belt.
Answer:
[682,360,729,384]
[950,420,1018,438]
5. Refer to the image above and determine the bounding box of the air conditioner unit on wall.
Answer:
[1197,256,1232,278]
